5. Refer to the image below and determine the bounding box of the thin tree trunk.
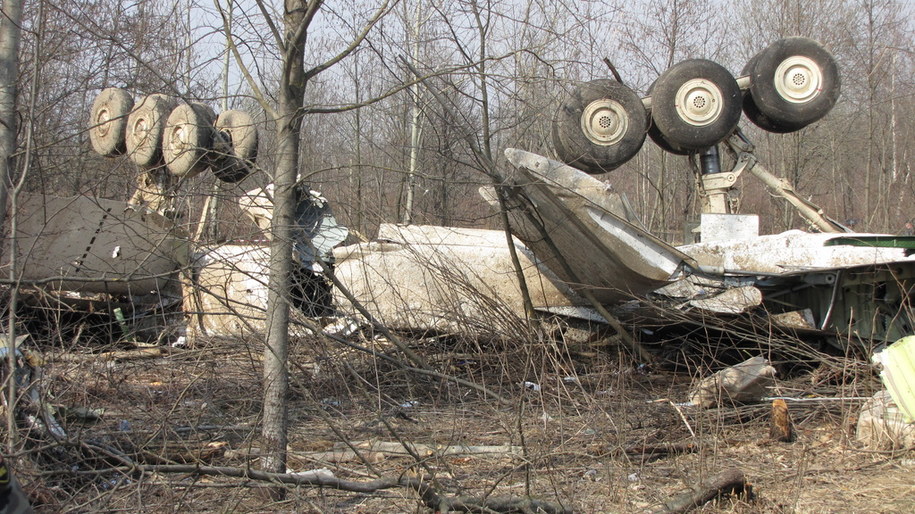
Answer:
[0,0,23,246]
[0,0,24,454]
[261,0,312,491]
[402,1,423,225]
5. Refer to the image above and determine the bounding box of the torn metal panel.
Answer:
[679,230,915,274]
[492,149,696,304]
[237,185,348,264]
[5,193,186,296]
[194,244,270,336]
[332,224,582,333]
[872,336,915,423]
[688,356,777,408]
[687,286,762,315]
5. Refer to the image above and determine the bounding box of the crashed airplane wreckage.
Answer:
[337,37,915,348]
[5,36,913,352]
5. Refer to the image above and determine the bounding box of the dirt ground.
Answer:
[8,322,915,513]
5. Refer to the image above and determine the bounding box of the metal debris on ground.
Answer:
[688,356,777,408]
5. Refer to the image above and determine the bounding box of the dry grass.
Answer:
[5,312,914,513]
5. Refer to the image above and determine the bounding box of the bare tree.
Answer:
[217,0,392,486]
[0,0,23,244]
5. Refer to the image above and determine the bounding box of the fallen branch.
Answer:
[295,449,386,464]
[649,468,748,514]
[623,441,699,462]
[49,347,170,362]
[352,440,521,458]
[83,441,571,513]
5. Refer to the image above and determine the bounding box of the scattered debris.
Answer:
[855,390,915,450]
[0,342,67,441]
[872,336,915,423]
[688,357,777,408]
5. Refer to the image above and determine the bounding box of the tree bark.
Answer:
[261,0,314,486]
[0,0,23,247]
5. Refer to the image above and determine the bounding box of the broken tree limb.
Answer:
[623,441,700,462]
[297,449,385,464]
[49,347,170,362]
[649,468,748,514]
[82,440,571,514]
[351,440,521,458]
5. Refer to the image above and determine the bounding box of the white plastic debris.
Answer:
[286,468,335,481]
[323,317,361,338]
[856,390,915,450]
[872,336,915,423]
[523,381,541,392]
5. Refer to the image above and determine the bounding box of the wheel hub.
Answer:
[674,79,722,127]
[95,109,111,137]
[581,99,628,146]
[131,117,150,143]
[774,55,821,104]
[168,124,190,154]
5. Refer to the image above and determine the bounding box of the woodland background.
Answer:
[10,0,915,243]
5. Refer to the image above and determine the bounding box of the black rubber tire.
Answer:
[646,79,692,155]
[126,94,178,168]
[743,37,840,133]
[650,59,742,151]
[89,88,134,157]
[163,102,218,178]
[551,79,647,174]
[647,122,691,155]
[211,110,258,183]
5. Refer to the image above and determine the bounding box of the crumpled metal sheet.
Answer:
[490,149,695,304]
[5,193,185,296]
[237,185,348,267]
[687,285,763,314]
[679,230,915,274]
[332,224,582,333]
[688,356,777,408]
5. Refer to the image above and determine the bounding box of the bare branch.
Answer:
[302,0,392,82]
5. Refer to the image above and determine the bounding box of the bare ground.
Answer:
[8,323,915,513]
